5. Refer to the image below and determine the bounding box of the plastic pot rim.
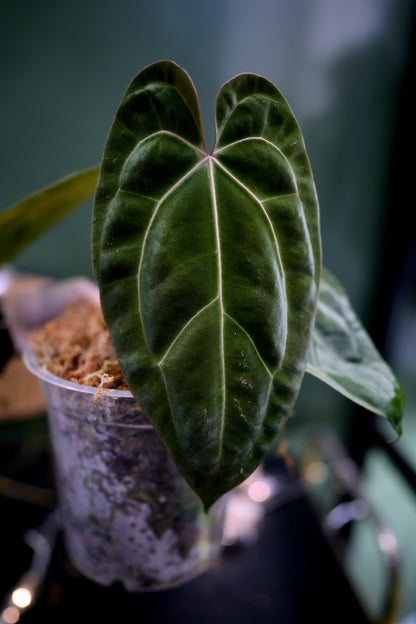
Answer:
[23,346,133,399]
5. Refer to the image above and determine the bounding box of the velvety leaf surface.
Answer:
[307,268,404,435]
[92,61,321,508]
[0,167,99,265]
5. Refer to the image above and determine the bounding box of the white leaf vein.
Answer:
[216,92,284,144]
[137,156,208,346]
[224,312,274,379]
[213,136,286,160]
[158,297,219,366]
[212,156,288,355]
[208,156,227,450]
[135,129,206,156]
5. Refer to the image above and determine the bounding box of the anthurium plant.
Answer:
[0,60,404,510]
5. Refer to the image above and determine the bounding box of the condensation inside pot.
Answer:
[35,371,226,592]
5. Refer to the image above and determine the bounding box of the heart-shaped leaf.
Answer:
[307,268,404,435]
[92,61,321,508]
[0,167,99,266]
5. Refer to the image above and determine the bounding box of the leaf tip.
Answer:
[385,378,405,439]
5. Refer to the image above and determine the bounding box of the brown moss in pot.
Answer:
[28,301,128,391]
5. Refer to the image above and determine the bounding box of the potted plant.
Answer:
[0,60,404,591]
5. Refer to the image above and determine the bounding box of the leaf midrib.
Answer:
[208,156,227,456]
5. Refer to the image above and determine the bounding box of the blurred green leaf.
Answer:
[0,166,99,265]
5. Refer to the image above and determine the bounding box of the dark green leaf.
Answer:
[93,61,321,508]
[307,268,404,435]
[0,167,99,265]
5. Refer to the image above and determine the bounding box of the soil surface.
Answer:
[28,302,129,390]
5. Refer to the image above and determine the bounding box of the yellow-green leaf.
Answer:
[0,166,99,265]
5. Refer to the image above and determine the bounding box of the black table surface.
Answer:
[0,419,371,624]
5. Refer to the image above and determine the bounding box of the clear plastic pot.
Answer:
[24,350,226,592]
